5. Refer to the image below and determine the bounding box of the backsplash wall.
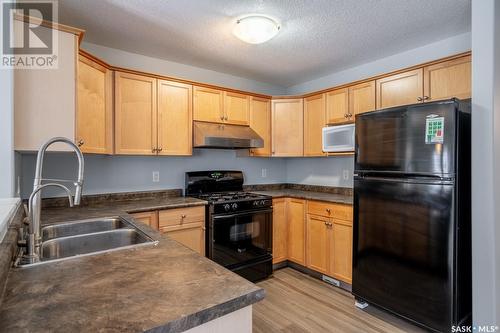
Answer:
[19,152,354,199]
[286,157,354,188]
[19,150,287,198]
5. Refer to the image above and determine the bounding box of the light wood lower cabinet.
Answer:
[272,198,288,264]
[272,198,353,284]
[306,214,329,274]
[330,219,353,283]
[77,54,113,154]
[287,198,306,265]
[130,211,159,230]
[131,206,205,256]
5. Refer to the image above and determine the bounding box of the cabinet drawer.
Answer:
[307,201,352,221]
[158,206,205,228]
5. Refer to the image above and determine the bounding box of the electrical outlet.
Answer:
[152,171,160,183]
[261,168,267,178]
[342,169,350,181]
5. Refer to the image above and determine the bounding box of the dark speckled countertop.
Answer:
[0,192,264,333]
[244,184,353,205]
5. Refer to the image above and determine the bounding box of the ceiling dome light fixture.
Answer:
[233,14,280,44]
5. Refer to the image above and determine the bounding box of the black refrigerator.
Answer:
[352,99,472,332]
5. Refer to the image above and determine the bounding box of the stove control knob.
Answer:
[260,200,266,206]
[253,201,259,206]
[232,203,238,210]
[223,204,231,211]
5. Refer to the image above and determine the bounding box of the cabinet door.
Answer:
[224,91,250,125]
[157,80,193,156]
[272,198,288,264]
[326,88,349,124]
[131,211,159,230]
[423,55,471,102]
[271,99,304,157]
[115,72,157,155]
[287,198,306,265]
[376,69,423,109]
[193,86,224,123]
[250,97,271,156]
[306,214,329,274]
[77,55,113,154]
[349,81,375,117]
[164,224,205,256]
[329,220,353,283]
[304,94,327,157]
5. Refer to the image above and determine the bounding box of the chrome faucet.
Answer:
[24,137,84,263]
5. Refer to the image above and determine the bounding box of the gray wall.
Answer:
[471,0,500,327]
[286,157,353,188]
[286,32,471,95]
[0,67,15,198]
[19,152,355,198]
[19,150,288,198]
[82,42,287,96]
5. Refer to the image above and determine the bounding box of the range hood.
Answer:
[193,121,264,149]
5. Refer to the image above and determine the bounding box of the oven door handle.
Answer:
[212,209,273,220]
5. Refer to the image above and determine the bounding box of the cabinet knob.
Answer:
[152,147,157,153]
[181,214,186,218]
[344,114,348,118]
[77,139,84,147]
[423,96,430,101]
[157,147,163,152]
[220,115,224,120]
[224,116,228,121]
[417,96,423,102]
[326,208,331,214]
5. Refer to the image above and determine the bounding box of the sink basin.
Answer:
[16,216,158,267]
[42,217,132,241]
[41,229,152,260]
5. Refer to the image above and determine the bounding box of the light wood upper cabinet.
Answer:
[224,91,250,125]
[306,214,329,274]
[157,80,193,156]
[326,88,350,124]
[329,219,353,283]
[193,86,224,123]
[349,81,376,116]
[249,97,272,157]
[14,28,78,152]
[304,94,327,157]
[271,99,304,157]
[287,198,306,265]
[272,198,288,264]
[131,211,159,230]
[376,69,423,109]
[423,55,471,102]
[115,72,157,155]
[77,55,113,154]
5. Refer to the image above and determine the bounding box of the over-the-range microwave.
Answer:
[322,124,355,153]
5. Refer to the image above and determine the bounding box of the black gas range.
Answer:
[185,171,273,282]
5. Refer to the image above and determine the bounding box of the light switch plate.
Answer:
[152,171,160,183]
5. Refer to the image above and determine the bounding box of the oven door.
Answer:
[210,209,272,268]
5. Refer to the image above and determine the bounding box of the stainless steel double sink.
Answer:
[16,216,158,267]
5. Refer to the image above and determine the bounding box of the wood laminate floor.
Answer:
[253,268,427,333]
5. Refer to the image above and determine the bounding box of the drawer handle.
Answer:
[326,208,331,214]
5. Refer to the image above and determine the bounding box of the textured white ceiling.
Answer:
[58,0,471,87]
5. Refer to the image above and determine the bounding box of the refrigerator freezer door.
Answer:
[355,101,457,177]
[353,177,455,332]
